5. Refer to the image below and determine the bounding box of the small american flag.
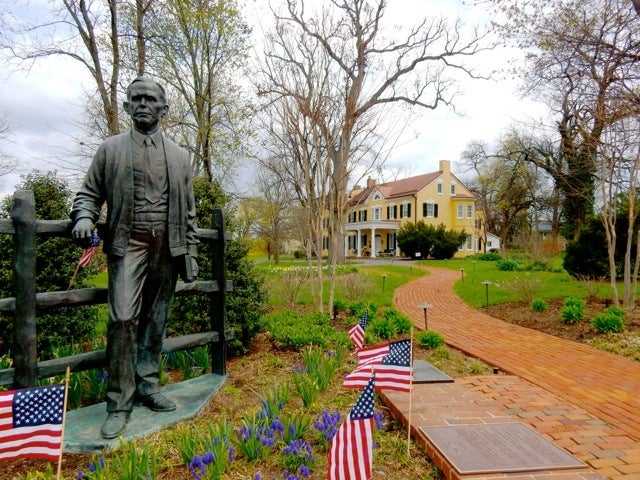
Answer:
[343,339,412,392]
[348,311,368,351]
[77,230,101,268]
[0,384,65,461]
[328,374,375,480]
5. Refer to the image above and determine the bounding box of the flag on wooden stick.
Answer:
[343,339,412,392]
[77,230,101,268]
[328,374,375,480]
[0,383,66,462]
[348,311,368,351]
[68,229,101,290]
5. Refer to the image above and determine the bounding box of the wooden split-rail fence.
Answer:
[0,190,230,389]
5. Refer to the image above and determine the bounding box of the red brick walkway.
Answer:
[383,267,640,480]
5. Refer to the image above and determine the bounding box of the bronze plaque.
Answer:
[421,423,585,474]
[413,360,453,383]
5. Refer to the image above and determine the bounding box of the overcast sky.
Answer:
[0,0,550,198]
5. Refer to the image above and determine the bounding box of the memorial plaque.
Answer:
[421,423,585,474]
[413,360,453,383]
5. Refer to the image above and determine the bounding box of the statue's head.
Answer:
[123,77,169,134]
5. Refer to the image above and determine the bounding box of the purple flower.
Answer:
[77,471,83,480]
[373,411,384,430]
[88,463,96,473]
[202,451,214,465]
[300,464,310,477]
[292,365,307,374]
[228,445,236,462]
[189,455,206,480]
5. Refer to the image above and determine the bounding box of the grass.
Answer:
[422,257,606,307]
[258,261,426,308]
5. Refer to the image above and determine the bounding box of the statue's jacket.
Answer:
[71,130,198,258]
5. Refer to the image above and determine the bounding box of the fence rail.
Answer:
[0,190,229,388]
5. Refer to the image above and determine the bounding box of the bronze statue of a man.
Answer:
[71,77,198,439]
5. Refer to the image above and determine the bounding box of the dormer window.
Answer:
[374,194,381,200]
[450,182,456,195]
[437,182,443,194]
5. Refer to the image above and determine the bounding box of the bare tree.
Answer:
[258,0,490,310]
[462,137,546,244]
[251,169,295,264]
[493,0,640,239]
[3,1,127,136]
[495,0,640,305]
[0,112,18,178]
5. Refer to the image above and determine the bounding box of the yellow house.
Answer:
[343,160,482,258]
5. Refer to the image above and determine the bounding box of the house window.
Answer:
[323,218,330,229]
[401,203,412,218]
[423,202,438,218]
[467,205,473,219]
[374,194,381,200]
[450,183,456,195]
[358,209,368,222]
[457,205,463,219]
[387,205,397,219]
[323,237,329,250]
[466,234,473,250]
[437,182,443,194]
[373,207,382,220]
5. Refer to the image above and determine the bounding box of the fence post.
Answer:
[210,208,227,376]
[11,191,38,388]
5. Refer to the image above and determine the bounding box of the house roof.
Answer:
[348,171,442,206]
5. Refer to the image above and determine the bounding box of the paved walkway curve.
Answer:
[392,267,640,442]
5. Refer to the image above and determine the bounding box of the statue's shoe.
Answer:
[100,411,130,439]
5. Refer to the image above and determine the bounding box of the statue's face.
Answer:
[123,80,168,134]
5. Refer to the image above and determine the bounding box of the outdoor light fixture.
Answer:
[381,274,388,292]
[460,268,465,282]
[482,280,491,308]
[418,302,432,330]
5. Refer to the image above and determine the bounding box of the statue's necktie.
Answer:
[144,136,161,203]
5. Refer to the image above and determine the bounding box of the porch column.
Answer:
[344,234,349,258]
[356,229,362,257]
[370,227,377,258]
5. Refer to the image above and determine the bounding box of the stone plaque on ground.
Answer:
[413,360,453,383]
[421,423,585,474]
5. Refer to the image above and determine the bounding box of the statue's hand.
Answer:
[72,218,95,249]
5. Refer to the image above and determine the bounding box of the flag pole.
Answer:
[407,328,414,457]
[67,263,81,291]
[57,367,71,480]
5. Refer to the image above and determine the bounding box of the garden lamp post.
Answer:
[460,268,465,282]
[482,280,491,308]
[418,302,432,330]
[382,274,388,292]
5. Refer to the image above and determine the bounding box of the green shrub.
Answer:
[531,299,549,312]
[604,306,626,319]
[417,330,444,349]
[591,313,625,333]
[265,311,337,348]
[496,259,518,271]
[475,252,501,261]
[560,297,586,324]
[382,309,413,334]
[591,306,626,334]
[564,297,586,309]
[348,301,378,318]
[333,298,348,315]
[368,317,397,340]
[293,249,306,259]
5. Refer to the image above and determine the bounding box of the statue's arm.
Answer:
[70,147,107,247]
